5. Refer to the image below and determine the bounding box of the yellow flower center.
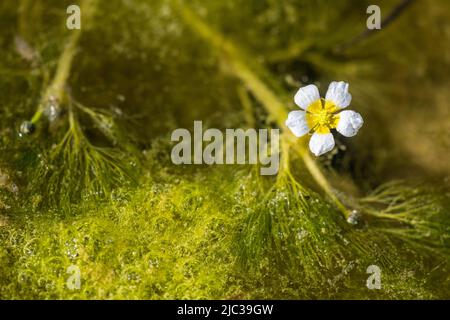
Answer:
[306,99,340,134]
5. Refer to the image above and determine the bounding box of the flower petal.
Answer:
[325,81,352,109]
[309,132,335,156]
[336,110,364,137]
[285,110,309,137]
[294,84,320,110]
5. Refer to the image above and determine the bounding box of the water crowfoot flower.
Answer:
[285,81,364,156]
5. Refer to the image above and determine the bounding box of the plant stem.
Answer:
[237,86,256,128]
[30,0,97,124]
[335,0,417,53]
[172,0,350,218]
[300,149,349,216]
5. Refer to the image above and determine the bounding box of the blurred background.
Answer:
[0,0,449,299]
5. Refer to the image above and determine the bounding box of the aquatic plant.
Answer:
[0,0,449,299]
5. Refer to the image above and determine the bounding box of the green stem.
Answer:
[30,0,97,124]
[237,86,255,128]
[172,0,350,218]
[300,149,349,217]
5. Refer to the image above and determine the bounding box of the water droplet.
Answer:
[296,229,309,241]
[149,259,160,269]
[347,210,361,225]
[10,183,19,194]
[19,121,35,136]
[44,96,61,122]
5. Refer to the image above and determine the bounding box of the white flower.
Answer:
[285,81,363,156]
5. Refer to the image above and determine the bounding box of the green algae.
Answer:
[0,0,449,299]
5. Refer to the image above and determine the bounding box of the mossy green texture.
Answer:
[0,0,449,299]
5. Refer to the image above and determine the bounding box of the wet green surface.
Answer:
[0,0,449,299]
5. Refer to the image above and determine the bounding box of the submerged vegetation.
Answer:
[0,0,449,299]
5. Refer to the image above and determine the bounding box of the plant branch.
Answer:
[172,0,350,218]
[336,0,417,53]
[30,0,97,124]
